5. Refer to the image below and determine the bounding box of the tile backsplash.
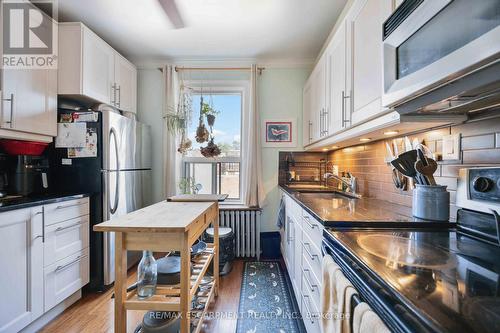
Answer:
[327,117,500,220]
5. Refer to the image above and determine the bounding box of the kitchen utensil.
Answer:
[404,136,413,152]
[412,137,421,150]
[412,185,450,221]
[386,142,402,189]
[392,140,407,190]
[416,148,430,185]
[391,150,419,182]
[415,158,438,185]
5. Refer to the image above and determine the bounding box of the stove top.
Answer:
[325,228,500,333]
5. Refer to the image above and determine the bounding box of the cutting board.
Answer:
[167,194,228,202]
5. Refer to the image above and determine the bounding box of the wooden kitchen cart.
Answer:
[94,201,219,333]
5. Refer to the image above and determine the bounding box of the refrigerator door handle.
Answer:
[109,128,120,215]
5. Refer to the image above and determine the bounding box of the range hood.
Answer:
[395,61,500,116]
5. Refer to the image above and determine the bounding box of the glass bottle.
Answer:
[137,250,157,299]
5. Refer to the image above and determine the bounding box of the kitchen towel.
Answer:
[321,255,341,333]
[276,195,286,228]
[352,302,391,333]
[335,268,357,333]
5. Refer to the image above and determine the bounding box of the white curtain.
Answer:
[162,64,180,198]
[241,64,264,207]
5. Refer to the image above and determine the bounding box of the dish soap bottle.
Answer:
[137,250,157,299]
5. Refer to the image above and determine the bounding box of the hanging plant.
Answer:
[177,131,192,155]
[201,102,219,127]
[200,138,221,158]
[166,82,193,135]
[195,96,210,143]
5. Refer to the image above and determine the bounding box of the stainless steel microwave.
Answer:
[382,0,500,109]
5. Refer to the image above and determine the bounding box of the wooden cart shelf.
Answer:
[124,244,216,312]
[93,201,220,333]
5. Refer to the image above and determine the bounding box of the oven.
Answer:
[382,0,500,109]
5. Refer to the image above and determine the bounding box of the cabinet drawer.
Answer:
[301,288,321,333]
[285,194,302,218]
[302,252,321,311]
[302,232,322,281]
[302,210,323,247]
[44,248,89,312]
[44,198,89,226]
[44,215,89,267]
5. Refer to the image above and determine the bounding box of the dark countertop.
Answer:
[280,185,454,228]
[0,193,89,213]
[324,228,500,333]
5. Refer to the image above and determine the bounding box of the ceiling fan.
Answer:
[157,0,186,29]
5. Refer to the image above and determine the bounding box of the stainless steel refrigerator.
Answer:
[50,109,152,290]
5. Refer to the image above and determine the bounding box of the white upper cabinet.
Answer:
[0,2,57,142]
[1,68,57,137]
[81,28,115,105]
[303,79,313,146]
[303,55,327,144]
[114,54,137,113]
[58,23,137,113]
[346,0,393,125]
[326,22,348,135]
[0,207,44,333]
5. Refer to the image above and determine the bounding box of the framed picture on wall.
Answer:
[262,118,297,147]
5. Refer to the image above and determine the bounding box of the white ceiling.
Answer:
[58,0,347,66]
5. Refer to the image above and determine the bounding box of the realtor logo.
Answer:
[2,0,58,69]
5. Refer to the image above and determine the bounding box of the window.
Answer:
[182,91,243,200]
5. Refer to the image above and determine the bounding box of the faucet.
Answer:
[324,172,359,197]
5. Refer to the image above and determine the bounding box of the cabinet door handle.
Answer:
[308,121,313,142]
[342,90,351,126]
[303,268,318,292]
[303,215,318,229]
[55,202,83,210]
[55,256,82,273]
[116,85,121,108]
[303,242,318,261]
[55,220,84,233]
[302,293,318,324]
[3,93,14,128]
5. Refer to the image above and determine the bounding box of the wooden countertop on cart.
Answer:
[93,201,217,233]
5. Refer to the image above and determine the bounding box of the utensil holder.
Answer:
[412,185,450,221]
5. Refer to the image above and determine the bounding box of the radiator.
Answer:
[219,208,261,259]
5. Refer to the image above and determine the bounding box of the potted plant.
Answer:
[201,102,220,127]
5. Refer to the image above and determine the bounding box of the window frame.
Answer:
[181,80,248,203]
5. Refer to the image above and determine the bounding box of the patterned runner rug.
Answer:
[236,261,304,333]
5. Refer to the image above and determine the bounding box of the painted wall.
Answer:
[258,68,310,232]
[137,69,164,203]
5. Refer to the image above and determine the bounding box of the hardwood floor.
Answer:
[39,260,245,333]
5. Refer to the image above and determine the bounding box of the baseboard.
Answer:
[20,290,82,333]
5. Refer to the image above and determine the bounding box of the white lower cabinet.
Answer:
[0,197,89,332]
[44,216,89,266]
[0,207,44,333]
[44,248,90,312]
[281,193,324,333]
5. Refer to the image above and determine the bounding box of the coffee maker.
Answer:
[7,155,50,196]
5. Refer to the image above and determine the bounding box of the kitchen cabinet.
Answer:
[58,23,137,113]
[281,192,325,329]
[0,197,90,332]
[44,248,90,312]
[0,207,44,333]
[114,54,138,113]
[303,55,327,144]
[326,22,349,135]
[302,79,313,146]
[0,4,57,142]
[1,68,57,137]
[346,0,393,125]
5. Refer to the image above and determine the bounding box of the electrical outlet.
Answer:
[442,134,461,160]
[331,165,339,176]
